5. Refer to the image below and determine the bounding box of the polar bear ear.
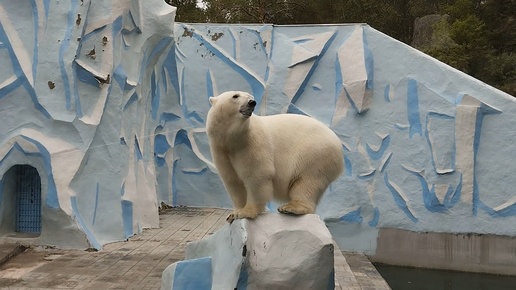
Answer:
[209,97,217,105]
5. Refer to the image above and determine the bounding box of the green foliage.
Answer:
[165,0,206,22]
[424,0,516,95]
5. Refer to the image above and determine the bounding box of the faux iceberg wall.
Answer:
[165,22,516,253]
[2,1,516,252]
[0,0,175,248]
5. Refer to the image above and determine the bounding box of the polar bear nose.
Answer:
[248,100,256,107]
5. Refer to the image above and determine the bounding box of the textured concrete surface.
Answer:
[0,244,25,268]
[342,252,391,290]
[372,228,516,276]
[0,208,389,289]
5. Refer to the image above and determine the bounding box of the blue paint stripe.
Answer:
[21,136,59,208]
[24,79,52,118]
[163,45,180,97]
[443,183,458,207]
[174,129,193,149]
[113,64,127,90]
[134,136,143,160]
[384,173,418,223]
[70,196,101,249]
[72,61,84,117]
[161,66,168,93]
[154,134,170,155]
[343,86,361,115]
[384,84,391,102]
[160,112,181,124]
[30,0,39,81]
[291,32,337,105]
[403,169,447,213]
[59,0,78,110]
[368,207,380,227]
[0,75,24,98]
[151,70,160,120]
[0,24,23,77]
[43,0,50,21]
[154,133,169,168]
[407,79,422,138]
[229,28,237,59]
[112,15,123,35]
[334,54,343,109]
[74,60,100,86]
[472,109,485,216]
[450,173,462,205]
[121,200,133,239]
[186,110,204,124]
[339,207,362,223]
[479,200,516,218]
[286,103,309,116]
[92,183,99,225]
[124,92,138,111]
[171,159,179,206]
[139,37,172,84]
[366,135,390,160]
[206,69,214,101]
[362,27,374,90]
[0,24,51,118]
[342,146,352,177]
[179,67,192,126]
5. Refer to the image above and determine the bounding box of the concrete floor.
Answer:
[0,207,390,289]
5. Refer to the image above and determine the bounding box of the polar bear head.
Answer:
[208,91,257,120]
[206,91,257,140]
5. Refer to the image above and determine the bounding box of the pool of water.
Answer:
[375,264,516,290]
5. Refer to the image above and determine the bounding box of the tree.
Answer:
[421,0,516,95]
[203,0,313,24]
[165,0,206,22]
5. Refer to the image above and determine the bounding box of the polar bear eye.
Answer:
[232,94,239,99]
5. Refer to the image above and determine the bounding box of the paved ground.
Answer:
[0,207,390,289]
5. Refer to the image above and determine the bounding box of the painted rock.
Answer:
[161,213,335,290]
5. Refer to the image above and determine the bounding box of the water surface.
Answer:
[375,265,516,290]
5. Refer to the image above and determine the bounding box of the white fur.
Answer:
[206,91,344,222]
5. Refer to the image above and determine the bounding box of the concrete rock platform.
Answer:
[0,207,390,289]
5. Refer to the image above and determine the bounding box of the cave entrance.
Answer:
[14,165,42,235]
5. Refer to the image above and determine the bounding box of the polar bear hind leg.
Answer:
[278,176,329,215]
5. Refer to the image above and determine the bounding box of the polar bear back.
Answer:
[261,114,341,154]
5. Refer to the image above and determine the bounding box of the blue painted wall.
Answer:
[162,23,516,253]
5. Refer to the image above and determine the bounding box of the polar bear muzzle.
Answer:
[239,100,256,117]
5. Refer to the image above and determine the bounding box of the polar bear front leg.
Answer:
[226,179,273,223]
[213,154,248,209]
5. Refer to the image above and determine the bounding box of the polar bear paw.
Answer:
[278,201,314,215]
[226,208,261,223]
[226,213,237,223]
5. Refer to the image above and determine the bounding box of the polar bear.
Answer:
[206,91,344,223]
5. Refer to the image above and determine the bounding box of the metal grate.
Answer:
[15,165,42,233]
